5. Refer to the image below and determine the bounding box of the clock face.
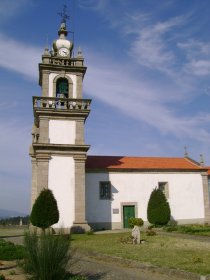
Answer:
[58,48,69,57]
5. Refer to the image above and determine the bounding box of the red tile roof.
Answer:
[86,156,206,171]
[206,167,210,176]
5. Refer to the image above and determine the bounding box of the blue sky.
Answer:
[0,0,210,214]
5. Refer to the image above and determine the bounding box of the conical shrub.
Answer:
[30,188,59,230]
[147,188,171,225]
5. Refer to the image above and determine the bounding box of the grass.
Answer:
[0,238,26,260]
[0,227,26,237]
[71,231,210,275]
[2,227,210,275]
[164,224,210,236]
[23,231,71,280]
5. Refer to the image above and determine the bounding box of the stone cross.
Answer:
[132,225,140,244]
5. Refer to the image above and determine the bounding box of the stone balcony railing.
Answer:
[33,96,91,111]
[42,56,84,67]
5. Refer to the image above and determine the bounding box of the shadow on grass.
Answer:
[69,272,108,280]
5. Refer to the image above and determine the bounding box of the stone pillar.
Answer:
[73,156,90,231]
[202,172,210,223]
[39,117,49,143]
[75,120,84,144]
[42,70,49,97]
[30,157,37,209]
[36,154,50,195]
[76,74,83,99]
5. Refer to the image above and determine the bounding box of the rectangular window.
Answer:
[158,182,169,199]
[100,181,111,200]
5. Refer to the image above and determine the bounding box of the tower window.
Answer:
[56,78,68,98]
[99,181,111,200]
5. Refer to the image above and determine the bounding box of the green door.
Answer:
[123,206,135,228]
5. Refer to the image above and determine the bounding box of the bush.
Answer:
[30,188,59,231]
[24,231,70,280]
[147,188,171,226]
[146,229,157,236]
[0,275,6,280]
[128,218,144,228]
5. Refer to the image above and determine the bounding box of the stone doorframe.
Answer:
[120,202,138,229]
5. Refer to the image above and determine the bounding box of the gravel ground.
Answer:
[0,252,200,280]
[69,250,200,280]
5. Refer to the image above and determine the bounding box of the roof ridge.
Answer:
[184,156,202,168]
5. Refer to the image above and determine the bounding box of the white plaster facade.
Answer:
[49,120,76,144]
[48,156,75,228]
[86,171,205,229]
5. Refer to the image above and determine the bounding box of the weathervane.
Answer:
[58,4,70,24]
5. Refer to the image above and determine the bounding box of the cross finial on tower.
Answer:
[184,145,188,157]
[200,154,205,166]
[58,4,70,24]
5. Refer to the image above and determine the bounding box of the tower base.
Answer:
[71,222,91,233]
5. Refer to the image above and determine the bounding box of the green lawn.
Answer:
[0,239,26,260]
[1,227,210,275]
[71,232,210,275]
[0,227,26,237]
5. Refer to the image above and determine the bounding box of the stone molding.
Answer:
[201,172,210,223]
[121,202,138,229]
[32,143,90,154]
[86,169,206,174]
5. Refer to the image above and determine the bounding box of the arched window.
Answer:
[56,78,68,98]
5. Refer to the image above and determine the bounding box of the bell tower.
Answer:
[29,9,91,231]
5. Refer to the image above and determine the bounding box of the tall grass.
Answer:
[24,230,70,280]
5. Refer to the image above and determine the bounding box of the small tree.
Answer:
[147,188,171,226]
[30,188,59,231]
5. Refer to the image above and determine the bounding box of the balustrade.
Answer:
[50,57,84,66]
[33,97,91,111]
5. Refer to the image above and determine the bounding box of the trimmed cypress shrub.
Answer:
[147,188,171,226]
[30,188,59,231]
[129,217,144,228]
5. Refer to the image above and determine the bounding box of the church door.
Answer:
[123,205,135,228]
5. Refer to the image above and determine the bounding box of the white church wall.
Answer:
[86,172,204,229]
[48,73,77,98]
[49,119,76,144]
[48,73,57,97]
[49,156,75,228]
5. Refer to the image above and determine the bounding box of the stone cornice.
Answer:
[86,168,207,174]
[39,62,86,86]
[33,143,90,155]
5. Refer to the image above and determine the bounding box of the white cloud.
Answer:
[129,16,185,77]
[178,40,210,76]
[84,51,210,144]
[0,33,41,79]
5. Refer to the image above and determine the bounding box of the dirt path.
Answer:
[1,253,199,280]
[69,252,199,280]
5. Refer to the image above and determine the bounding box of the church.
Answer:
[29,16,210,231]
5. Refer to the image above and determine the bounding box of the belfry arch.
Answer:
[53,74,73,98]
